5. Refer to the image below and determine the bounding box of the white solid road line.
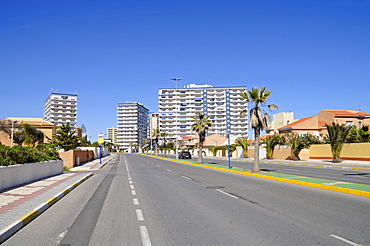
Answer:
[140,226,152,246]
[330,235,362,246]
[216,189,239,199]
[136,209,144,221]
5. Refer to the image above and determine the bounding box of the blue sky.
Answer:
[1,0,369,141]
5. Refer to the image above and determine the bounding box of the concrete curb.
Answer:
[98,155,116,169]
[147,155,370,198]
[0,172,94,244]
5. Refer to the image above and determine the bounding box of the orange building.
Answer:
[0,117,57,146]
[277,110,370,138]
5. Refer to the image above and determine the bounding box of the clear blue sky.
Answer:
[1,0,369,141]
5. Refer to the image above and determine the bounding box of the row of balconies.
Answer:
[48,101,77,106]
[50,111,76,115]
[49,115,77,119]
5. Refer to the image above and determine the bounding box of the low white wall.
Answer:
[78,147,110,159]
[0,160,63,191]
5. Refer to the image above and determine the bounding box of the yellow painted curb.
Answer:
[20,210,38,224]
[46,197,58,206]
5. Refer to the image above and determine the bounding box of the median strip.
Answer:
[146,155,370,198]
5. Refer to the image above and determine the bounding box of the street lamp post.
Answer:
[170,78,182,159]
[226,129,231,169]
[11,120,17,147]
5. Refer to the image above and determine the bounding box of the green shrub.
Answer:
[0,144,60,166]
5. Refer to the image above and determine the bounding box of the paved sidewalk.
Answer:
[0,155,115,243]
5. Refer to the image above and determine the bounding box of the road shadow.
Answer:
[343,173,369,177]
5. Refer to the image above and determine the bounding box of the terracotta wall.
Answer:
[310,143,370,161]
[59,149,95,169]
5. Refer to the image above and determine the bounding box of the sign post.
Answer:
[98,133,104,164]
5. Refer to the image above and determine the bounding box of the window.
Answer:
[346,121,354,126]
[359,122,362,128]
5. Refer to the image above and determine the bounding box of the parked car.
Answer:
[178,151,191,159]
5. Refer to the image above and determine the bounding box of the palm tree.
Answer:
[347,125,370,143]
[160,132,169,157]
[12,124,44,147]
[191,112,212,163]
[263,135,281,159]
[240,87,278,172]
[152,129,160,156]
[325,123,353,163]
[22,124,44,147]
[53,123,80,151]
[281,133,311,161]
[235,136,249,158]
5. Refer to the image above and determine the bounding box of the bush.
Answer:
[0,144,60,166]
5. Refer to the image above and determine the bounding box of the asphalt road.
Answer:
[202,157,370,185]
[3,154,369,245]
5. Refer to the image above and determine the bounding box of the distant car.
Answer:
[178,151,191,159]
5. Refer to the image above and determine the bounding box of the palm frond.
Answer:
[268,104,279,110]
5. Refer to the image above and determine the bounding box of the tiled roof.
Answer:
[278,116,314,130]
[318,120,329,127]
[6,117,56,127]
[323,110,370,117]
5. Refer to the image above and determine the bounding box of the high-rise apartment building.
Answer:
[149,112,160,138]
[107,127,118,144]
[117,102,149,152]
[44,92,78,127]
[158,84,248,139]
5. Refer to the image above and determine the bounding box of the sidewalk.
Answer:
[0,155,115,243]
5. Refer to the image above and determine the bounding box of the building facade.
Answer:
[44,92,78,127]
[0,117,57,146]
[116,102,149,152]
[277,109,370,138]
[158,84,248,140]
[107,127,118,144]
[266,112,295,135]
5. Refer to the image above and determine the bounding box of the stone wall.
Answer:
[0,160,63,191]
[59,149,95,169]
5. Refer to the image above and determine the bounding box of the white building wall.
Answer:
[158,84,248,140]
[44,92,78,127]
[117,102,149,152]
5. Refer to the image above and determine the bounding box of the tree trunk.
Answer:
[253,129,260,172]
[198,145,203,163]
[243,150,248,158]
[333,158,341,163]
